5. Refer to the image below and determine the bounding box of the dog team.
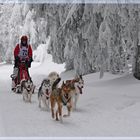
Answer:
[19,71,84,122]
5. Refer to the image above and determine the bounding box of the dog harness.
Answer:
[61,95,71,106]
[44,89,50,99]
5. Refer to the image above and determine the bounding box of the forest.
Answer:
[0,3,140,78]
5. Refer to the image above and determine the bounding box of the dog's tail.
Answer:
[52,78,61,90]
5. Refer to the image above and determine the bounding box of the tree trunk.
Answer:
[133,7,140,80]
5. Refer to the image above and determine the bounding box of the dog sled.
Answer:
[10,59,31,93]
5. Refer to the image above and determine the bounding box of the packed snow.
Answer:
[0,59,140,137]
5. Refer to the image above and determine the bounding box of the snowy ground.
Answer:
[0,59,140,138]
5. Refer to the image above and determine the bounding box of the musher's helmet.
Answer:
[21,35,28,46]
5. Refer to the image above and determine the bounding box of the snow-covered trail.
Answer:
[0,63,90,137]
[0,63,76,137]
[1,63,140,137]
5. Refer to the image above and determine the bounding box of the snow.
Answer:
[33,37,51,63]
[1,4,140,76]
[33,44,47,62]
[31,39,65,87]
[0,60,140,137]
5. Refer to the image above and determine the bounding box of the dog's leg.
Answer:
[50,98,55,119]
[71,95,75,111]
[46,99,50,111]
[67,107,71,117]
[28,93,32,103]
[42,96,48,111]
[56,109,59,121]
[38,96,41,108]
[63,103,72,117]
[27,93,29,102]
[58,102,63,122]
[25,93,28,102]
[74,93,79,110]
[23,90,26,102]
[23,93,25,101]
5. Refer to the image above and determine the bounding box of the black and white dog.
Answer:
[38,79,51,110]
[73,75,84,110]
[20,79,35,103]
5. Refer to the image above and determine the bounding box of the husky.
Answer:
[48,71,60,87]
[38,79,51,110]
[49,72,63,122]
[65,75,84,110]
[60,81,74,117]
[50,78,74,122]
[50,86,62,122]
[21,79,35,103]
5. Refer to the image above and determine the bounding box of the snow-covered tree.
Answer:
[1,3,140,78]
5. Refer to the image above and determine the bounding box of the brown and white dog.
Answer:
[50,87,62,122]
[49,72,84,122]
[38,78,51,110]
[50,76,62,122]
[20,79,35,103]
[65,75,84,110]
[50,79,74,122]
[45,71,63,122]
[60,81,74,117]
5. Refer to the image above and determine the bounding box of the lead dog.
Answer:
[20,79,35,103]
[47,72,64,122]
[50,79,74,122]
[65,75,84,110]
[60,81,74,117]
[38,79,51,110]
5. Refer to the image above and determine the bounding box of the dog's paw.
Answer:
[56,118,59,121]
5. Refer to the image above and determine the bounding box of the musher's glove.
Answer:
[14,56,20,68]
[27,57,33,68]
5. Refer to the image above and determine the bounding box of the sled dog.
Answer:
[49,72,63,122]
[65,75,84,110]
[60,81,74,117]
[21,79,35,103]
[50,79,73,122]
[38,79,51,110]
[48,71,60,87]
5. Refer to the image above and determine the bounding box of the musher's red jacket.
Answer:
[14,44,32,60]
